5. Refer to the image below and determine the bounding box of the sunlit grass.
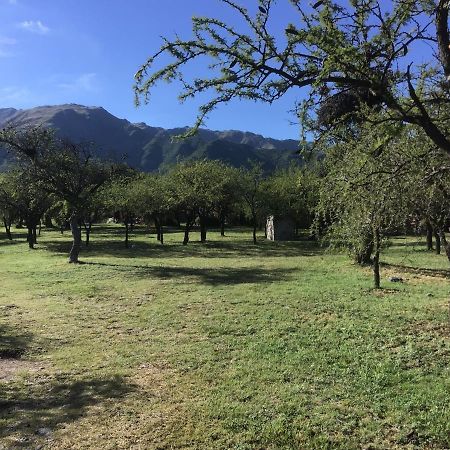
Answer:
[0,225,449,449]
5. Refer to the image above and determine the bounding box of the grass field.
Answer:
[0,225,449,449]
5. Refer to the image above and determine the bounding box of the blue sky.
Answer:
[0,0,304,139]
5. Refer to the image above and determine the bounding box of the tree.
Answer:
[316,121,413,288]
[168,160,234,244]
[0,170,51,248]
[0,127,116,262]
[131,173,173,245]
[100,175,140,249]
[240,163,266,244]
[213,164,241,236]
[134,0,450,161]
[264,165,319,233]
[407,135,450,262]
[0,174,15,240]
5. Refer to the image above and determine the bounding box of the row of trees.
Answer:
[103,160,316,247]
[0,120,449,287]
[130,0,450,288]
[0,127,317,256]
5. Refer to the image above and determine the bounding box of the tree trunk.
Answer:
[252,214,257,245]
[434,229,441,255]
[125,223,129,248]
[220,213,225,237]
[183,221,191,245]
[373,227,381,289]
[3,216,12,240]
[155,217,161,241]
[356,236,374,265]
[426,221,433,250]
[160,226,164,245]
[69,214,82,263]
[27,227,34,249]
[83,222,92,247]
[199,215,207,243]
[33,226,37,244]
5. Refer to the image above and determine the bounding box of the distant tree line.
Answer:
[1,122,449,289]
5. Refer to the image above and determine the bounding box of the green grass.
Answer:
[0,225,449,449]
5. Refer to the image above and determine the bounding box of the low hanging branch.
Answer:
[134,0,450,159]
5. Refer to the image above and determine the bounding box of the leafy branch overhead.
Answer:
[134,0,450,157]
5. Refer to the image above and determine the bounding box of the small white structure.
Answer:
[266,215,296,241]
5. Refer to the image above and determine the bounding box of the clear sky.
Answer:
[0,0,305,139]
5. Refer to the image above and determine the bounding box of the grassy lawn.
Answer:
[0,225,449,449]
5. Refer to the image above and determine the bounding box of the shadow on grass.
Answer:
[0,324,32,359]
[85,262,298,285]
[0,374,136,445]
[0,237,24,247]
[45,237,321,260]
[382,262,450,279]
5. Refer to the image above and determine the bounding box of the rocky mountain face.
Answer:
[0,104,303,172]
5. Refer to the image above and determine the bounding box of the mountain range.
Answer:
[0,104,303,172]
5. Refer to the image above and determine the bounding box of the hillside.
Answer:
[0,104,303,172]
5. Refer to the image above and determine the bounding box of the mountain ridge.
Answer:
[0,104,303,172]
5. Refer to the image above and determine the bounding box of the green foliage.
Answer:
[264,165,319,227]
[134,0,450,159]
[0,169,52,229]
[315,120,417,285]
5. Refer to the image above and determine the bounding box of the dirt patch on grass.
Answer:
[132,361,175,394]
[0,359,47,382]
[406,320,450,338]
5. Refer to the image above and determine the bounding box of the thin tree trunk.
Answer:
[434,229,441,255]
[252,214,257,245]
[3,217,12,240]
[27,226,34,249]
[155,217,161,241]
[125,223,129,249]
[69,214,82,263]
[84,222,92,247]
[220,213,225,237]
[426,221,433,250]
[183,220,191,245]
[373,227,381,289]
[200,215,207,243]
[33,226,37,244]
[160,226,164,245]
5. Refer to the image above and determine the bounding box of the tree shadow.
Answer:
[0,323,32,359]
[44,236,321,260]
[382,262,450,279]
[0,374,136,447]
[85,262,298,285]
[0,237,24,247]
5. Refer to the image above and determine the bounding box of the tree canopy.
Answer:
[134,0,450,159]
